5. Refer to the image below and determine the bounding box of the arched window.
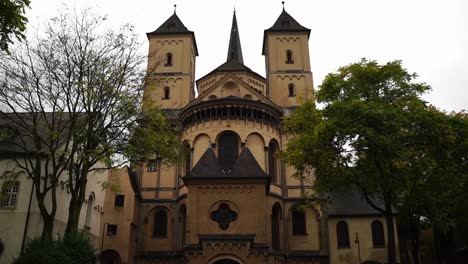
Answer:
[218,132,239,171]
[154,209,168,238]
[292,207,306,235]
[271,204,282,250]
[165,53,173,66]
[371,220,385,247]
[163,86,170,100]
[286,50,294,64]
[268,140,280,184]
[337,221,350,248]
[288,84,295,97]
[85,193,94,228]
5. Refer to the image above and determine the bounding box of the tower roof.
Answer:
[262,7,310,55]
[146,11,199,55]
[226,11,244,64]
[267,9,310,32]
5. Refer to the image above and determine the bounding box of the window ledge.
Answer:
[292,233,308,237]
[337,246,351,249]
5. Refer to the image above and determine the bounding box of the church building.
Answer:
[99,5,399,264]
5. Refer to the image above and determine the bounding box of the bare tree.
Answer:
[0,9,178,239]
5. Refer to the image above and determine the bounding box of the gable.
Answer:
[188,73,278,109]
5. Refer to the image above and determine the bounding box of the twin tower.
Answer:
[144,7,314,111]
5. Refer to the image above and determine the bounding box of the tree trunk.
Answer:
[41,215,54,241]
[64,167,88,237]
[385,200,398,264]
[64,196,82,236]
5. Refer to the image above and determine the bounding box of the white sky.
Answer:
[26,0,467,112]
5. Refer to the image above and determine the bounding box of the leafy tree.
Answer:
[282,59,465,264]
[0,9,178,239]
[0,0,30,52]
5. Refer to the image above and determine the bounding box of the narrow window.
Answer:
[337,221,350,248]
[183,143,191,176]
[179,205,187,246]
[85,193,94,227]
[372,220,386,247]
[154,209,168,238]
[268,140,279,184]
[147,159,159,171]
[114,194,125,207]
[286,50,294,64]
[0,181,19,208]
[107,224,118,236]
[292,208,306,235]
[271,204,282,250]
[165,53,173,66]
[288,84,295,97]
[163,86,170,100]
[218,132,239,171]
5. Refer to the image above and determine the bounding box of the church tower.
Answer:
[263,6,313,108]
[144,9,198,110]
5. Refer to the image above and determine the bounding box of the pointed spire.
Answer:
[282,1,285,10]
[226,10,244,64]
[174,4,177,14]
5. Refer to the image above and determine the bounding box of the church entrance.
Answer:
[212,260,240,264]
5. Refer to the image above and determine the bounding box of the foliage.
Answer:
[14,232,96,264]
[0,0,30,52]
[0,8,178,238]
[282,59,466,264]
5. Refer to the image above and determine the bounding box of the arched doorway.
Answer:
[212,260,240,264]
[99,249,121,264]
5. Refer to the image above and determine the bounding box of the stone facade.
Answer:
[99,6,400,264]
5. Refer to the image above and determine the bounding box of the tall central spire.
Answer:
[226,10,244,64]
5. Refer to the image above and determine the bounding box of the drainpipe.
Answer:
[21,180,35,253]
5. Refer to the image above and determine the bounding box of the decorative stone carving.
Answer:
[210,203,238,230]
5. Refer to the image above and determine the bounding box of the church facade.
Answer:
[99,6,399,264]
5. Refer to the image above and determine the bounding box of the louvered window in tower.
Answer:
[165,53,173,66]
[286,50,294,64]
[218,132,239,171]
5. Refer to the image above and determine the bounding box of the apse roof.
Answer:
[183,147,268,179]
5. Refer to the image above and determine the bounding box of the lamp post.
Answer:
[354,232,362,264]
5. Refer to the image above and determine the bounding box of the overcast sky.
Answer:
[26,0,467,112]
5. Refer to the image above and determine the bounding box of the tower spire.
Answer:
[226,10,244,64]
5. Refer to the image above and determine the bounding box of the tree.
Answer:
[0,0,30,52]
[282,59,465,264]
[0,9,178,239]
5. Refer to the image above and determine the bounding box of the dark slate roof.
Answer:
[262,8,311,55]
[326,191,397,216]
[146,12,199,56]
[226,11,244,64]
[0,112,74,155]
[184,148,224,178]
[149,13,190,34]
[183,147,268,179]
[230,148,268,178]
[267,9,310,32]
